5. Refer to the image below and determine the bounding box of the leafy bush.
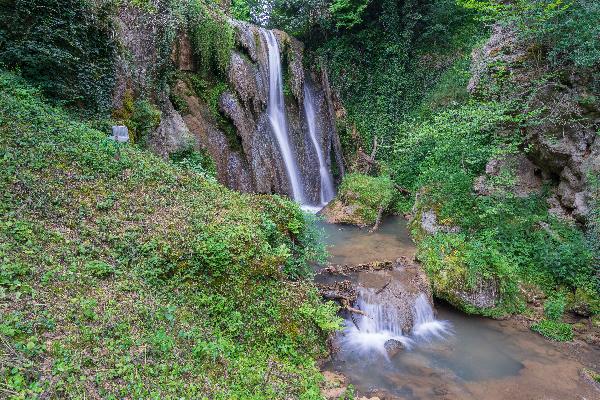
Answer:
[329,0,371,29]
[544,293,566,321]
[0,0,117,112]
[531,319,573,341]
[458,0,600,68]
[189,5,235,76]
[399,99,597,314]
[338,173,394,224]
[84,260,115,278]
[170,146,217,178]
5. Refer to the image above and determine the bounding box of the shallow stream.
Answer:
[318,216,600,400]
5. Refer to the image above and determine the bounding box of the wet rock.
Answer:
[171,79,254,192]
[356,259,433,334]
[384,339,405,357]
[111,8,344,200]
[412,205,500,311]
[318,258,433,334]
[320,200,367,227]
[147,96,195,158]
[321,371,348,400]
[318,260,394,275]
[171,32,194,71]
[451,278,499,310]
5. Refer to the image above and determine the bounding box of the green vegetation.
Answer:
[263,0,599,316]
[337,173,394,225]
[0,71,340,398]
[544,293,567,321]
[170,145,217,178]
[189,3,235,76]
[531,320,573,342]
[112,90,162,144]
[0,0,117,113]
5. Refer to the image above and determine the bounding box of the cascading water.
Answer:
[341,291,451,358]
[412,293,453,341]
[261,29,305,203]
[341,288,413,357]
[303,82,335,206]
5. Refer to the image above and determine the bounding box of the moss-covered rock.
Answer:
[321,173,394,227]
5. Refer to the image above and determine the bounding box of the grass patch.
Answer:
[0,70,340,398]
[531,320,574,342]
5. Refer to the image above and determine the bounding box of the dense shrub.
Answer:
[338,173,394,224]
[170,146,217,178]
[531,320,573,342]
[189,4,235,76]
[544,293,566,321]
[459,0,600,68]
[0,0,117,112]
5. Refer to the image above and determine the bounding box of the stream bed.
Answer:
[318,216,600,400]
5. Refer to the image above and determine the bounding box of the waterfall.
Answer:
[412,293,453,341]
[303,82,335,205]
[341,291,451,357]
[341,289,414,356]
[261,29,305,203]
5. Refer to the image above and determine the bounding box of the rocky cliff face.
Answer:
[111,4,343,203]
[469,25,600,225]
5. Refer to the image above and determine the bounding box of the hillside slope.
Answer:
[0,71,339,399]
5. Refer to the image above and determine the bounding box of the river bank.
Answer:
[317,215,600,400]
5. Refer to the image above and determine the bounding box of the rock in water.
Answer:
[384,338,405,357]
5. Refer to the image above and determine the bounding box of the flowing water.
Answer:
[262,29,305,203]
[303,81,335,206]
[320,216,600,400]
[318,215,416,265]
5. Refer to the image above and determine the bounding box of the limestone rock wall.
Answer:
[469,24,600,224]
[111,3,344,202]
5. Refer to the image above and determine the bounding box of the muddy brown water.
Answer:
[318,216,600,400]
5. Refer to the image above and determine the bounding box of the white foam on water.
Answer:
[340,291,452,359]
[262,29,305,203]
[412,293,453,342]
[303,82,335,206]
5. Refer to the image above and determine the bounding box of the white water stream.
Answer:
[303,82,335,206]
[262,29,305,203]
[341,291,451,358]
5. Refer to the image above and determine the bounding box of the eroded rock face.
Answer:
[469,24,600,224]
[112,7,344,200]
[474,154,544,198]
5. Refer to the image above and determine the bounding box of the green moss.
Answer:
[189,5,235,77]
[112,90,161,145]
[337,173,395,225]
[531,320,574,342]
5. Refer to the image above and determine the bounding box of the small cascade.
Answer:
[412,293,453,341]
[341,288,413,357]
[341,291,451,358]
[261,29,305,203]
[303,82,335,206]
